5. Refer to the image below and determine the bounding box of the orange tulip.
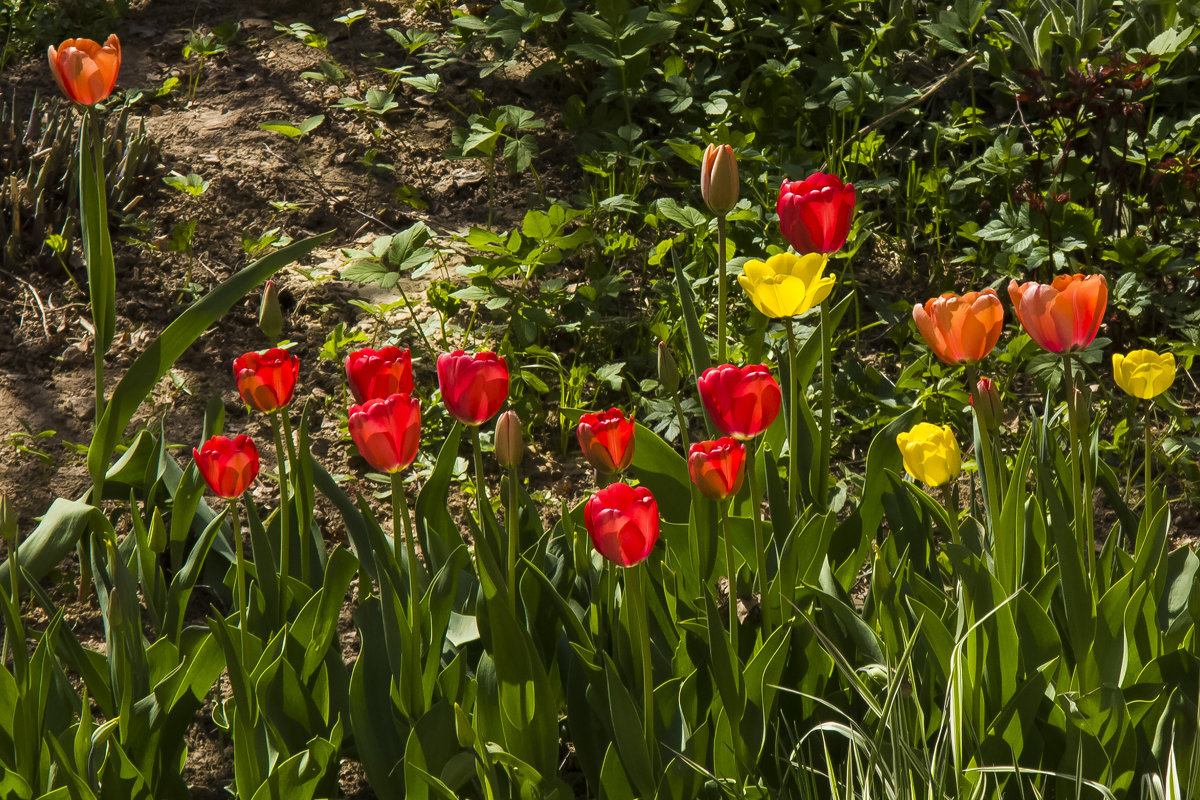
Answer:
[912,289,1004,365]
[1008,274,1107,354]
[48,35,121,106]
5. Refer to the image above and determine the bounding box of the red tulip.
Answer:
[348,393,421,473]
[688,438,746,501]
[233,348,299,413]
[345,346,414,403]
[577,408,636,474]
[777,173,855,254]
[584,483,659,567]
[437,350,509,425]
[1008,274,1107,354]
[193,435,260,499]
[697,364,782,440]
[48,35,121,106]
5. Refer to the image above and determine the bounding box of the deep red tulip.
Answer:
[584,483,659,567]
[348,393,421,473]
[577,408,636,474]
[48,35,121,106]
[193,435,260,499]
[697,364,782,440]
[345,346,414,403]
[233,348,299,413]
[777,173,855,254]
[688,438,746,501]
[437,350,509,425]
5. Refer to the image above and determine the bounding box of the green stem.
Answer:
[785,317,799,516]
[232,499,248,652]
[1062,354,1093,575]
[717,214,728,364]
[506,466,520,618]
[745,441,772,633]
[392,472,423,627]
[818,302,833,511]
[1144,405,1153,514]
[720,504,737,655]
[86,109,106,430]
[626,564,654,752]
[270,413,290,615]
[672,396,691,452]
[943,483,960,547]
[279,413,308,586]
[966,365,1001,535]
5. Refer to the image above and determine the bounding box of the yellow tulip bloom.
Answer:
[896,422,961,488]
[737,252,834,319]
[1112,349,1175,399]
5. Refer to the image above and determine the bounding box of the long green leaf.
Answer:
[87,231,333,485]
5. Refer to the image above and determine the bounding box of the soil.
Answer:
[0,0,591,796]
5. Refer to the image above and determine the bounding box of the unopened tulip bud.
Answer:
[657,342,680,395]
[495,410,523,468]
[701,144,739,215]
[970,377,1002,429]
[258,279,283,341]
[0,493,15,544]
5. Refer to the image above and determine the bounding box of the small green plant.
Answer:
[162,171,210,301]
[182,30,229,102]
[259,115,325,140]
[448,105,545,224]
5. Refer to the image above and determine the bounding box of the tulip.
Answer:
[584,483,659,567]
[348,393,421,473]
[48,35,121,106]
[697,364,782,441]
[1008,274,1107,354]
[233,348,299,413]
[1113,349,1175,399]
[437,350,509,425]
[738,252,835,319]
[495,410,524,468]
[896,423,961,488]
[193,435,260,499]
[657,342,680,395]
[577,408,636,475]
[688,438,746,501]
[345,346,414,403]
[258,280,283,341]
[971,377,1002,429]
[912,289,1004,365]
[777,173,855,254]
[701,144,739,215]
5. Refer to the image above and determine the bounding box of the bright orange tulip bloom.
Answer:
[912,289,1004,365]
[48,35,121,106]
[1008,274,1107,354]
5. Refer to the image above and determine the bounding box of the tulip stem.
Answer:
[626,563,655,755]
[270,413,291,616]
[745,442,772,634]
[1061,354,1094,576]
[719,504,738,655]
[506,466,520,618]
[232,498,248,651]
[717,214,728,363]
[785,317,799,517]
[278,413,307,583]
[672,396,691,452]
[1144,405,1153,514]
[818,302,833,512]
[392,472,424,627]
[942,484,961,547]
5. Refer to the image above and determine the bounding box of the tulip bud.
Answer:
[258,279,283,341]
[657,342,680,395]
[495,410,524,468]
[970,377,1002,430]
[701,144,739,215]
[0,492,15,545]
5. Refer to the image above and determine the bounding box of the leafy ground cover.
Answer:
[0,0,1199,797]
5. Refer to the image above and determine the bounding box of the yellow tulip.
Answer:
[896,422,961,488]
[737,252,834,318]
[1112,349,1175,399]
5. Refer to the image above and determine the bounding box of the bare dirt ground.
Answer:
[0,0,590,795]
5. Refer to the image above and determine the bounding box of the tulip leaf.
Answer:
[671,250,712,384]
[0,499,110,588]
[86,231,334,489]
[628,422,689,525]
